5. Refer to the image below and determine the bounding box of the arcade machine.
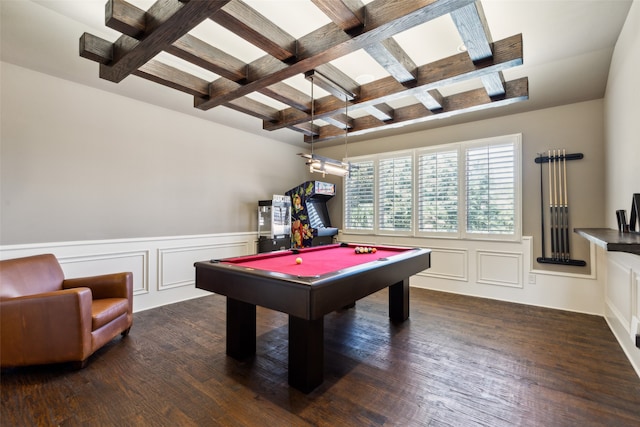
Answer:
[257,195,291,253]
[285,181,338,248]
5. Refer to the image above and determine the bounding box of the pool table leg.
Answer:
[226,297,256,359]
[288,315,324,393]
[389,278,409,322]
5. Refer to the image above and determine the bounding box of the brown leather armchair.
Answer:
[0,254,133,368]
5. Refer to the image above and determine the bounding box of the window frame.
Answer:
[459,134,522,242]
[342,134,522,242]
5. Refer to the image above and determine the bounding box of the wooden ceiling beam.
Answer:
[105,0,146,40]
[451,1,506,98]
[365,103,395,121]
[264,33,523,131]
[311,0,365,32]
[196,0,477,110]
[450,2,492,62]
[81,32,284,118]
[210,0,297,62]
[481,72,506,99]
[364,38,418,84]
[97,0,231,83]
[168,34,247,82]
[134,60,209,98]
[99,5,313,112]
[322,113,354,130]
[170,39,312,111]
[79,33,113,64]
[81,0,528,144]
[260,83,311,112]
[305,77,528,143]
[82,32,209,98]
[104,2,248,81]
[291,121,320,137]
[226,97,280,122]
[414,89,444,111]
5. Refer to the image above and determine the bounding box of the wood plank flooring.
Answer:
[2,288,640,426]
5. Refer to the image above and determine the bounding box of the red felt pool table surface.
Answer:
[222,243,409,277]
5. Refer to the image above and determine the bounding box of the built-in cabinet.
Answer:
[576,228,640,373]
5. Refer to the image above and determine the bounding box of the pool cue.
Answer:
[553,149,560,260]
[539,153,546,260]
[548,150,556,259]
[557,149,565,260]
[563,148,570,260]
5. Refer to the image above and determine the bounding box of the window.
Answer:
[344,160,375,230]
[417,149,458,234]
[378,155,412,232]
[343,134,521,241]
[465,142,516,236]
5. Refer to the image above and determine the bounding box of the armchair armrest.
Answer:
[0,288,93,366]
[63,272,133,301]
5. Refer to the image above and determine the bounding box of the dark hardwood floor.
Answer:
[2,288,640,426]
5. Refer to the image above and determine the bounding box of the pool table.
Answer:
[194,242,431,392]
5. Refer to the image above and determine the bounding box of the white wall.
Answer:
[604,0,640,229]
[0,62,310,244]
[602,0,640,375]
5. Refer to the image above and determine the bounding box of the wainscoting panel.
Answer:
[476,250,523,288]
[602,249,640,377]
[59,251,149,295]
[0,233,257,312]
[606,256,633,332]
[157,242,249,291]
[339,232,603,315]
[420,247,468,282]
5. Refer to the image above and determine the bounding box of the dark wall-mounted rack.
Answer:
[536,151,586,267]
[534,152,584,164]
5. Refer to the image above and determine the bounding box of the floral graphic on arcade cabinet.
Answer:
[289,182,317,248]
[292,193,302,211]
[292,219,313,248]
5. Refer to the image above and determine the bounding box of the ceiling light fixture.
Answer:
[298,74,350,178]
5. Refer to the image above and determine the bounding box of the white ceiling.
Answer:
[0,0,633,147]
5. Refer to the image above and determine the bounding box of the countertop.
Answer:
[574,228,640,255]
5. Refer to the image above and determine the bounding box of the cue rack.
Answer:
[535,150,586,267]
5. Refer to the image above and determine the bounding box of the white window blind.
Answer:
[378,156,412,232]
[343,134,520,240]
[418,150,458,233]
[344,160,375,230]
[466,142,516,235]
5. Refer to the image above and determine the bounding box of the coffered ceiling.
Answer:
[0,0,633,147]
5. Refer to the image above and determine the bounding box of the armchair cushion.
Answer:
[92,298,129,330]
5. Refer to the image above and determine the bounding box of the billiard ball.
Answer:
[355,246,377,254]
[295,257,302,264]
